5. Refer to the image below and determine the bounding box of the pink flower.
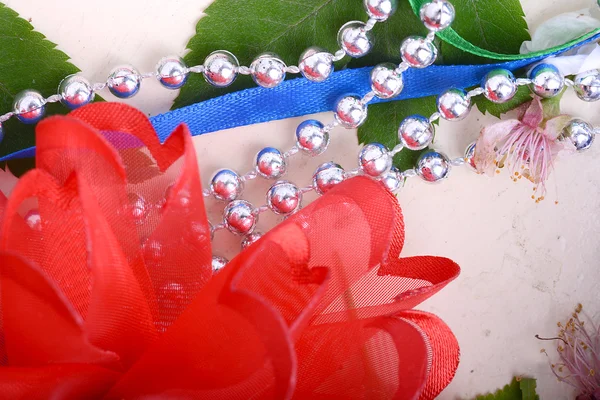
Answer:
[538,304,600,399]
[473,96,574,199]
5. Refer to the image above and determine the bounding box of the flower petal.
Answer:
[521,97,544,128]
[474,119,521,174]
[0,251,119,367]
[0,364,119,400]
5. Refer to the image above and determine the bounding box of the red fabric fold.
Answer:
[0,103,460,399]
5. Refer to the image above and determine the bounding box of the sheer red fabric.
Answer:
[0,103,460,399]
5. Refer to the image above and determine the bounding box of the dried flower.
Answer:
[537,304,600,399]
[473,96,574,198]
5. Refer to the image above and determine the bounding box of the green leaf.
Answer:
[439,0,530,65]
[0,3,82,159]
[357,97,436,171]
[474,377,539,400]
[174,0,368,109]
[474,85,532,118]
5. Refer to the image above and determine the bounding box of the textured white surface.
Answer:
[4,0,599,398]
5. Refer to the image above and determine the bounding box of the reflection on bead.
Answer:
[0,123,3,145]
[223,200,257,235]
[437,88,471,121]
[251,53,286,88]
[212,255,228,273]
[241,231,263,249]
[400,36,437,68]
[359,143,392,177]
[464,142,477,169]
[482,69,517,104]
[256,147,287,179]
[210,169,244,201]
[296,120,329,156]
[128,193,149,225]
[364,0,397,20]
[416,151,450,182]
[203,50,239,87]
[156,56,188,89]
[58,75,94,109]
[529,63,564,98]
[267,181,302,216]
[108,66,141,99]
[370,63,404,99]
[338,21,373,58]
[13,90,46,124]
[313,162,345,195]
[298,47,333,82]
[562,119,595,151]
[334,94,368,128]
[24,209,42,231]
[398,115,434,150]
[573,70,600,102]
[381,167,403,193]
[419,0,455,31]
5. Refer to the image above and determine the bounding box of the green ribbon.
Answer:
[408,0,600,60]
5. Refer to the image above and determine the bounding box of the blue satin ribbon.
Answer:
[2,32,600,163]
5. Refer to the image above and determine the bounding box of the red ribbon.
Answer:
[0,103,460,399]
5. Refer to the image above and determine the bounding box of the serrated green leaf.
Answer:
[358,97,436,171]
[474,85,532,118]
[0,2,83,159]
[439,0,530,65]
[474,377,539,400]
[173,0,371,109]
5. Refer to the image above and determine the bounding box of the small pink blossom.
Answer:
[538,304,600,399]
[473,96,574,198]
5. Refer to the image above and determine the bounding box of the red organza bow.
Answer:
[0,103,460,399]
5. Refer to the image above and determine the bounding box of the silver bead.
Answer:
[464,142,477,169]
[0,122,4,145]
[482,69,517,104]
[255,147,287,179]
[359,143,392,177]
[241,231,263,250]
[212,255,228,273]
[58,75,94,109]
[437,88,471,121]
[210,169,244,201]
[13,90,46,124]
[381,166,403,193]
[398,115,434,150]
[562,119,595,151]
[250,53,286,88]
[298,47,333,82]
[334,94,368,128]
[128,193,149,225]
[108,66,141,99]
[296,120,329,156]
[338,21,373,58]
[156,56,188,89]
[573,69,600,102]
[312,162,345,195]
[416,151,450,183]
[364,0,397,21]
[400,36,438,69]
[370,63,404,99]
[529,63,564,98]
[24,209,42,231]
[266,181,302,216]
[223,200,257,235]
[419,0,455,31]
[203,50,239,87]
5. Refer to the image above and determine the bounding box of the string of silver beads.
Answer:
[0,0,400,142]
[209,0,457,268]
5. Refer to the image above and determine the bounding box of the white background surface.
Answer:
[4,0,599,398]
